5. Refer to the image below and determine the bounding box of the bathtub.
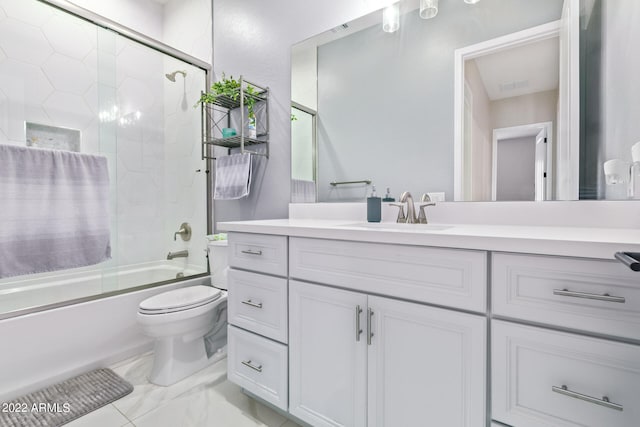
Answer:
[0,274,212,401]
[0,261,206,317]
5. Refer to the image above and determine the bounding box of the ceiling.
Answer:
[473,36,560,101]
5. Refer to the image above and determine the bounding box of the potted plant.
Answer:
[197,73,260,137]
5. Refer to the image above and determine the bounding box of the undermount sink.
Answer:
[343,222,452,232]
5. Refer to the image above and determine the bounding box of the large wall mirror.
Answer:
[291,0,640,203]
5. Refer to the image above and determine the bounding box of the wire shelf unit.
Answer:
[200,76,269,160]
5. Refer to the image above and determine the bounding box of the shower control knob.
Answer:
[174,223,192,241]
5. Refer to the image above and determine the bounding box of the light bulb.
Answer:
[382,2,400,33]
[420,0,438,19]
[464,0,481,4]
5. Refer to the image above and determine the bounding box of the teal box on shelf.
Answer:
[222,127,237,138]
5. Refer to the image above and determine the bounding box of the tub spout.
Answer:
[167,250,189,260]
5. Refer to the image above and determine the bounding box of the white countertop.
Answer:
[218,219,640,260]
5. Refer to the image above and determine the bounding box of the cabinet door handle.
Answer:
[241,299,263,309]
[367,308,374,345]
[552,385,623,411]
[241,249,263,256]
[241,360,263,373]
[355,305,363,342]
[553,289,626,303]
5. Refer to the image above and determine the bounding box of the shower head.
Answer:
[165,70,187,82]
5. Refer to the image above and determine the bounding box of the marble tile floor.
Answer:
[66,352,301,427]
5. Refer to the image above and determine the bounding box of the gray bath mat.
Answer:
[0,368,133,427]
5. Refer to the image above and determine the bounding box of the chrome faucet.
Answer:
[399,191,418,224]
[167,250,189,260]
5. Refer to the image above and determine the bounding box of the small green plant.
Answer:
[197,73,259,122]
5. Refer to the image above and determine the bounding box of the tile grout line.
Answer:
[112,402,133,425]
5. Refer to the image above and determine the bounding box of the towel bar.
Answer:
[330,179,372,187]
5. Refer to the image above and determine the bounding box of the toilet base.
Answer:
[149,336,227,386]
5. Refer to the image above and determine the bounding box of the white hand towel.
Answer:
[214,153,252,200]
[0,144,111,278]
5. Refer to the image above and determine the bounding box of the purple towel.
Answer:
[0,144,111,278]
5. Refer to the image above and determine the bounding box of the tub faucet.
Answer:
[167,250,189,260]
[399,191,418,224]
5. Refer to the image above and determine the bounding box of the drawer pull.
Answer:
[355,305,363,342]
[241,299,263,309]
[367,308,374,345]
[553,289,626,303]
[241,360,263,373]
[552,385,623,411]
[614,252,640,272]
[241,249,263,256]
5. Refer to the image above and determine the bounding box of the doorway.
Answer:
[492,122,553,201]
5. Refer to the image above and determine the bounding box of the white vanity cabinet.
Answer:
[226,233,289,411]
[221,223,640,427]
[289,280,486,427]
[491,253,640,427]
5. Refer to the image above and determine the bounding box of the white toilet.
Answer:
[137,240,229,386]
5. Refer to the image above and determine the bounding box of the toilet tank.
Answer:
[207,240,228,289]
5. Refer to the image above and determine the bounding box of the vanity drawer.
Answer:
[228,269,288,343]
[492,320,640,427]
[289,237,487,312]
[228,232,287,277]
[492,253,640,340]
[227,325,288,411]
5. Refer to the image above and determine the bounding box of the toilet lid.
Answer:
[139,285,222,314]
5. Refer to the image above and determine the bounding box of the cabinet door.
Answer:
[367,296,486,427]
[289,280,367,427]
[493,320,640,427]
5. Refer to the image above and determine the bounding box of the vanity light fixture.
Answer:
[464,0,481,4]
[382,2,400,33]
[420,0,438,19]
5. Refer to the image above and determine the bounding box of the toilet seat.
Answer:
[139,285,222,315]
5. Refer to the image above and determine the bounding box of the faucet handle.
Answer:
[417,203,436,224]
[173,222,192,241]
[421,193,432,202]
[390,203,406,223]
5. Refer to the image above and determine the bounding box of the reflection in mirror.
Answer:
[291,0,640,202]
[291,104,317,203]
[456,22,561,201]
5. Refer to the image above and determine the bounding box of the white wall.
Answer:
[163,0,212,65]
[490,89,558,130]
[68,0,211,64]
[68,0,164,41]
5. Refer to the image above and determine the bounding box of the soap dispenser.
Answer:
[382,187,395,202]
[367,185,381,223]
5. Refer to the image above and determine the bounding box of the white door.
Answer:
[367,296,486,427]
[289,280,368,427]
[556,0,580,200]
[534,128,547,201]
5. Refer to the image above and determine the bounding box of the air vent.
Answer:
[331,23,349,33]
[499,80,529,92]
